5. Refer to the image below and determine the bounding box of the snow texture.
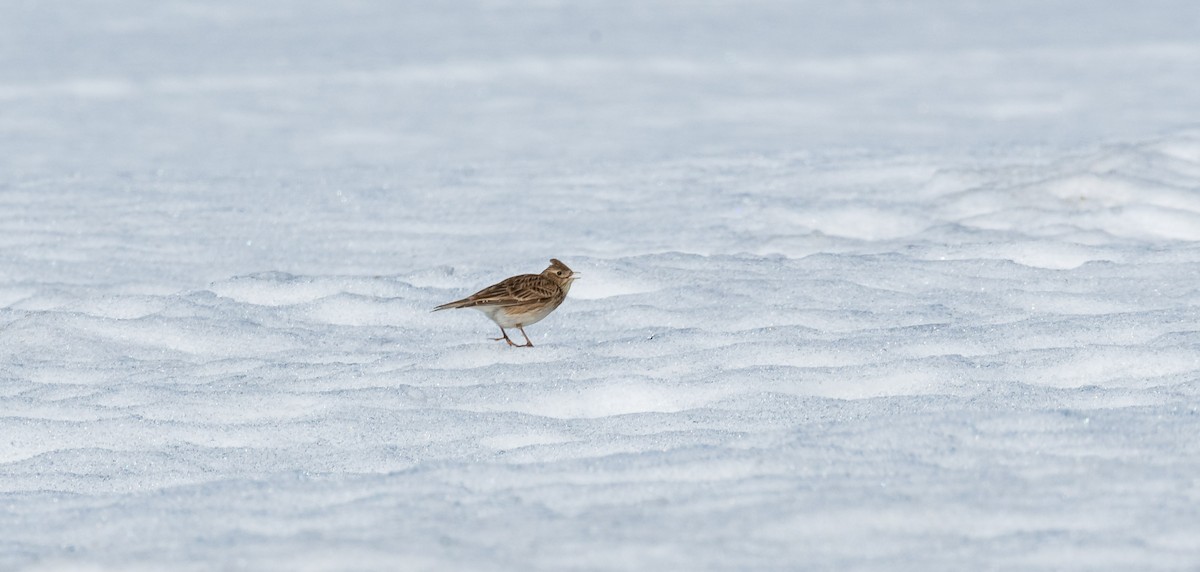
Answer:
[3,1,1200,570]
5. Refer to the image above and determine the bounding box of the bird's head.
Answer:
[543,258,578,287]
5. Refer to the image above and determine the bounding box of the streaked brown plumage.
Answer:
[433,259,577,347]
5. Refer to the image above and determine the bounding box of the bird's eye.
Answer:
[556,271,564,276]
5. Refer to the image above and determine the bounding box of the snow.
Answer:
[3,1,1200,570]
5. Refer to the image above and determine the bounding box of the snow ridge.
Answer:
[4,135,1200,570]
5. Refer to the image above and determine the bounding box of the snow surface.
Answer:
[3,1,1200,570]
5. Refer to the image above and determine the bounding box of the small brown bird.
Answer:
[433,259,578,347]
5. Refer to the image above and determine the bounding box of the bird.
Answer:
[433,259,578,347]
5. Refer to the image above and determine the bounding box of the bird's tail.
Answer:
[432,298,471,312]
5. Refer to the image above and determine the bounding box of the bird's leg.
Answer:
[491,327,517,346]
[517,326,534,347]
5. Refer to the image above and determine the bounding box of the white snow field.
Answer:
[4,1,1200,570]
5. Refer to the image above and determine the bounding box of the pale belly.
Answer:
[476,300,562,328]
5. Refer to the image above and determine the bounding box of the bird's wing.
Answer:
[433,274,560,310]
